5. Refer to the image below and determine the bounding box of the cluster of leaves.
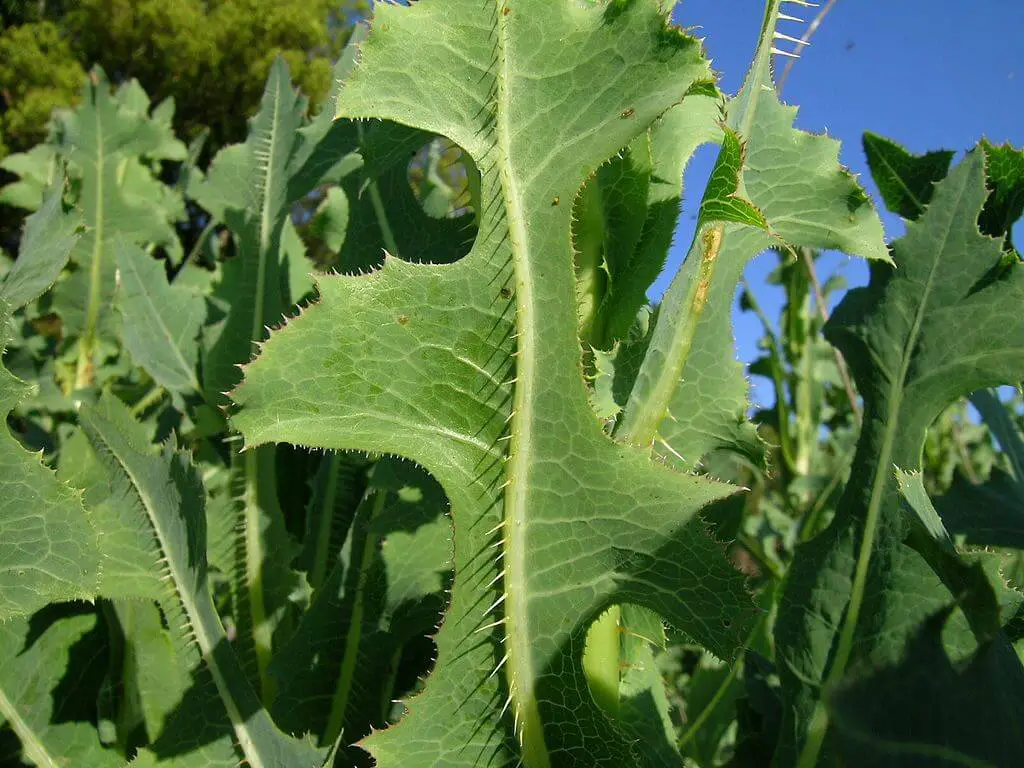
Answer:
[0,1,1022,767]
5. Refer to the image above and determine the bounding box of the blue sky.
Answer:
[659,0,1024,405]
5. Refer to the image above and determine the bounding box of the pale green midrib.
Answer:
[616,0,781,448]
[251,75,282,346]
[75,104,106,391]
[494,3,549,766]
[617,224,724,447]
[735,0,781,142]
[797,176,968,768]
[245,71,284,703]
[104,438,270,768]
[0,684,60,768]
[323,490,386,745]
[120,256,199,389]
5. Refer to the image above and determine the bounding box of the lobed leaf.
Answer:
[775,147,1024,763]
[0,193,103,621]
[234,2,757,766]
[615,0,888,474]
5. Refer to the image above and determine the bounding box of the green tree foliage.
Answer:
[0,21,84,158]
[0,0,370,159]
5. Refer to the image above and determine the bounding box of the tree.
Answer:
[0,0,371,160]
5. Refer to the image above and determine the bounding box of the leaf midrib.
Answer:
[0,682,60,768]
[800,170,973,767]
[494,3,549,765]
[119,253,199,389]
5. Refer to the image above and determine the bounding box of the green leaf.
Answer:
[270,459,452,750]
[0,144,59,211]
[575,93,723,349]
[979,140,1024,258]
[47,68,186,390]
[0,608,122,767]
[829,608,1024,767]
[614,0,888,473]
[0,194,103,621]
[863,131,954,221]
[775,148,1024,764]
[234,2,756,766]
[190,55,359,700]
[864,134,1024,258]
[115,240,205,397]
[78,394,327,768]
[1,190,80,310]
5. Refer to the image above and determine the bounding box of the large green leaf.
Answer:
[829,608,1024,767]
[233,2,756,766]
[775,148,1024,764]
[46,69,186,390]
[614,0,888,473]
[115,240,205,397]
[189,51,365,699]
[79,394,326,768]
[0,607,122,767]
[0,193,103,620]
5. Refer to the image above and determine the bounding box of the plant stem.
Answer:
[798,248,862,424]
[776,0,839,94]
[323,490,387,745]
[310,452,343,592]
[130,385,166,418]
[358,122,400,259]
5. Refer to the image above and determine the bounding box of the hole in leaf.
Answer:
[311,122,479,274]
[408,136,476,220]
[272,454,454,757]
[582,603,674,724]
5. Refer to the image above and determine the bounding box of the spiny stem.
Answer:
[242,447,278,704]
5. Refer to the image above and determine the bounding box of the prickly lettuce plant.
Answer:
[232,1,891,765]
[1,1,1024,767]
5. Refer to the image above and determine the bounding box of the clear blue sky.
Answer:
[658,0,1024,405]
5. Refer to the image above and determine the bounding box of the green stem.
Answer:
[678,616,763,752]
[242,448,278,704]
[740,275,797,472]
[357,123,400,259]
[796,452,851,543]
[310,452,343,593]
[677,655,742,752]
[130,385,166,418]
[323,490,387,745]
